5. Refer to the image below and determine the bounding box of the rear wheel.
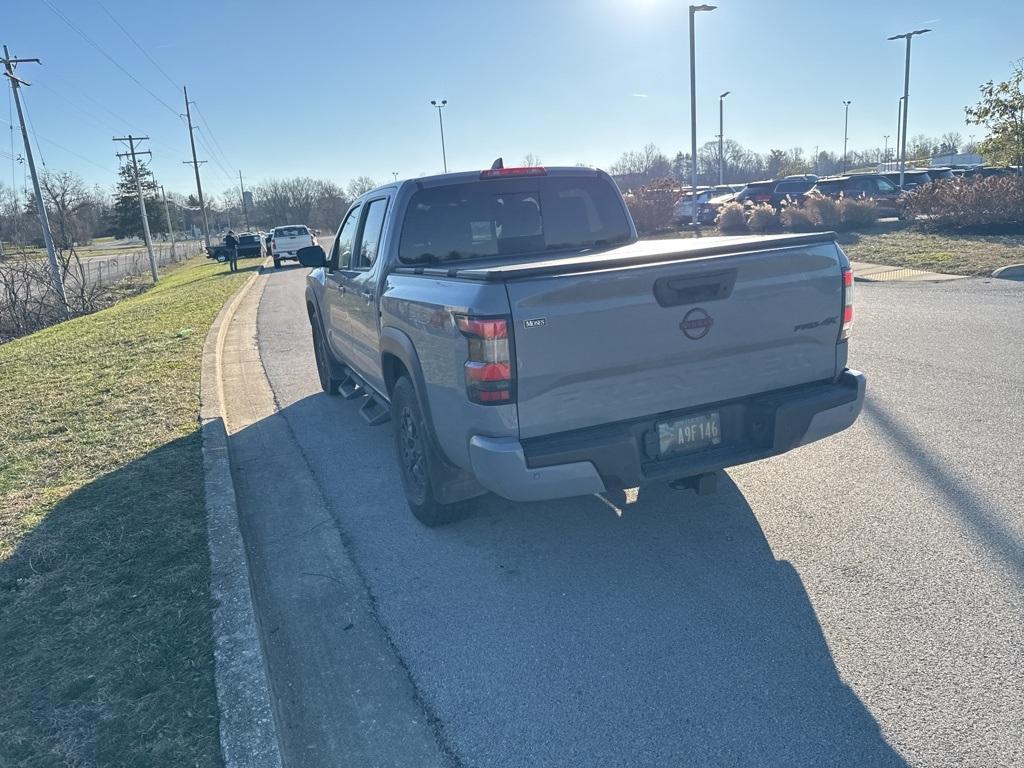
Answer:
[391,376,463,526]
[311,317,342,396]
[273,258,281,269]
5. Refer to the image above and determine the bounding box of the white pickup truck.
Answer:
[271,225,316,269]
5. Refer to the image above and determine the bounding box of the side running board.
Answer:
[359,395,390,426]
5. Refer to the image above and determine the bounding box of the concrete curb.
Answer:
[200,266,284,768]
[992,263,1024,280]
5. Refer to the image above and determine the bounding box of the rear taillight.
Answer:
[456,315,515,404]
[840,266,854,340]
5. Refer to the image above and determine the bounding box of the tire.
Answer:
[273,258,281,269]
[391,376,463,526]
[310,316,342,396]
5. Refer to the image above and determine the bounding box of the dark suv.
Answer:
[735,177,817,207]
[806,174,901,217]
[882,170,932,191]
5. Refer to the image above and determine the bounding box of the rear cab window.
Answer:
[398,175,631,265]
[274,226,309,238]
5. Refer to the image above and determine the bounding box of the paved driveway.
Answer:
[229,267,1022,767]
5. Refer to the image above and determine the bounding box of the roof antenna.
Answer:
[490,157,504,170]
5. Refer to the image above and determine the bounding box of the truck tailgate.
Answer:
[507,241,844,439]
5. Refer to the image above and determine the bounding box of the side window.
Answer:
[332,206,360,270]
[354,198,389,269]
[876,177,897,193]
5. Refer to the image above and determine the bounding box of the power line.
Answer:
[0,117,116,173]
[93,0,179,90]
[39,0,180,117]
[193,128,234,185]
[18,87,45,167]
[35,79,130,135]
[191,100,234,174]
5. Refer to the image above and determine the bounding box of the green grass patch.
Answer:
[838,227,1024,276]
[0,256,255,767]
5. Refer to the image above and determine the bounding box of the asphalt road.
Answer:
[236,267,1023,768]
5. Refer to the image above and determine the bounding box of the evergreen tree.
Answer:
[111,161,164,238]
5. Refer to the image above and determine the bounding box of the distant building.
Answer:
[929,152,983,167]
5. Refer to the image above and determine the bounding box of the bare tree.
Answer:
[522,153,542,167]
[345,176,377,199]
[39,171,93,249]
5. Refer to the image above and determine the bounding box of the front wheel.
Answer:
[391,377,463,526]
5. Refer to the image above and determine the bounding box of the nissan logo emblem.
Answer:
[680,308,713,340]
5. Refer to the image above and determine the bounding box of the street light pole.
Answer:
[842,100,851,173]
[718,90,730,185]
[888,29,930,189]
[689,3,716,221]
[430,99,448,173]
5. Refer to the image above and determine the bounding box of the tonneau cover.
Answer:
[392,232,838,281]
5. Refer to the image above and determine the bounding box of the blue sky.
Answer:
[4,0,1022,198]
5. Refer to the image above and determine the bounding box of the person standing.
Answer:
[224,230,239,272]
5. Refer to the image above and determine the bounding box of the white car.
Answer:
[673,185,742,224]
[271,225,317,269]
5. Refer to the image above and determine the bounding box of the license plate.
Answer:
[658,411,721,456]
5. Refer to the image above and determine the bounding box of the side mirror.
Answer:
[297,244,327,268]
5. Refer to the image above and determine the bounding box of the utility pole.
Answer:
[842,100,852,173]
[114,135,158,282]
[160,184,177,259]
[718,90,730,185]
[2,45,68,317]
[688,4,716,231]
[883,135,890,168]
[889,29,930,189]
[183,86,211,249]
[238,170,250,230]
[430,99,448,173]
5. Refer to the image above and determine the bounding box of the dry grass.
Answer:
[839,227,1024,276]
[0,256,254,767]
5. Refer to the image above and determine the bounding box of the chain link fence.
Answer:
[1,238,207,342]
[65,240,204,292]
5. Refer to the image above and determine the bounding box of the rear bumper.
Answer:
[467,370,866,502]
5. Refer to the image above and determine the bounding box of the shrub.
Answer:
[747,203,781,233]
[902,175,1024,234]
[803,194,842,231]
[836,195,879,230]
[715,202,748,234]
[624,178,681,235]
[780,204,816,232]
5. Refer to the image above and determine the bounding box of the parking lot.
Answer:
[222,266,1023,768]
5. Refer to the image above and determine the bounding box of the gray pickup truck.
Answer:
[298,165,865,525]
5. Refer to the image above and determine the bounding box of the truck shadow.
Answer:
[252,389,909,767]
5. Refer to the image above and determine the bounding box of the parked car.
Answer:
[731,178,817,211]
[769,177,818,206]
[882,169,932,191]
[697,192,741,225]
[236,232,265,258]
[807,174,902,217]
[672,187,712,224]
[733,180,775,206]
[299,164,865,525]
[926,167,955,181]
[271,224,316,269]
